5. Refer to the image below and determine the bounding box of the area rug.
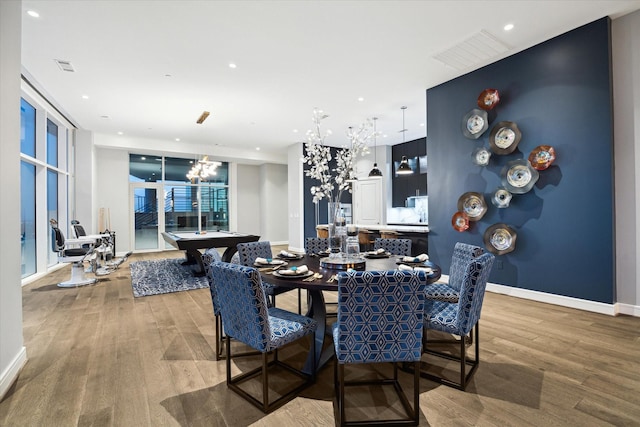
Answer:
[130,258,209,297]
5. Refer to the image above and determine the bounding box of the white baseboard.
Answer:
[615,302,640,317]
[270,240,288,246]
[0,346,27,401]
[486,282,618,315]
[438,274,638,317]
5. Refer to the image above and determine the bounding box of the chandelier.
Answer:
[186,156,222,181]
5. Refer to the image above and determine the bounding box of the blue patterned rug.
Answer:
[130,258,209,297]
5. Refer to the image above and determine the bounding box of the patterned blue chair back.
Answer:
[236,241,273,266]
[448,242,484,292]
[305,237,328,254]
[427,252,494,336]
[457,252,494,334]
[335,270,426,364]
[373,238,412,256]
[210,262,272,352]
[202,248,222,315]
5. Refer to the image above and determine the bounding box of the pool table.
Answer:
[161,231,260,275]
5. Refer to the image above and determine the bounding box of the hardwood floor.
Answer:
[2,249,640,426]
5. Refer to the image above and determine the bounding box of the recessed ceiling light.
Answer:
[504,23,514,31]
[117,131,123,135]
[292,129,298,133]
[82,95,89,99]
[229,63,237,69]
[420,123,425,127]
[175,138,180,142]
[27,10,39,18]
[256,147,261,151]
[358,97,364,102]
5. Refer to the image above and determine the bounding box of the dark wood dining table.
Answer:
[260,254,441,374]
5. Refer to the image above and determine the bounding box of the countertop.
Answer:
[316,223,429,233]
[358,224,429,233]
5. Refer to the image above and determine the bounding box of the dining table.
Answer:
[259,253,442,374]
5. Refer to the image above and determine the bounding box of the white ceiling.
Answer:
[21,0,640,159]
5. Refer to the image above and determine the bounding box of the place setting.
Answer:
[276,250,304,260]
[363,248,391,259]
[254,257,287,272]
[272,264,314,279]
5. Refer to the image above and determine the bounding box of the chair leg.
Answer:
[262,352,269,413]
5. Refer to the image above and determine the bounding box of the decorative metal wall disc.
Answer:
[501,159,539,194]
[489,121,522,155]
[483,223,517,255]
[529,145,556,170]
[462,109,489,139]
[457,192,487,222]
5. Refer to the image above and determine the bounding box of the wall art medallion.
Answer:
[501,159,539,194]
[489,121,522,155]
[528,145,556,170]
[477,88,500,111]
[451,211,470,232]
[462,108,489,139]
[483,223,517,255]
[457,192,488,222]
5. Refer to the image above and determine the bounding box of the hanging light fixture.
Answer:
[368,117,382,177]
[186,155,222,181]
[396,106,413,175]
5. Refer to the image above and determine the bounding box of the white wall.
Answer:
[0,0,27,399]
[236,164,261,237]
[74,130,96,232]
[259,163,288,244]
[287,143,304,252]
[94,147,131,253]
[613,9,640,313]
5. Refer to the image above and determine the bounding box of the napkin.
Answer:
[368,248,386,255]
[255,257,282,265]
[398,264,432,274]
[279,250,295,258]
[278,265,309,275]
[401,253,429,263]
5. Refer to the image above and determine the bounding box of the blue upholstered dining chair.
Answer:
[203,248,260,361]
[420,251,495,391]
[236,241,298,309]
[332,270,427,426]
[202,248,224,359]
[425,242,485,304]
[304,237,328,254]
[210,262,317,413]
[374,237,412,256]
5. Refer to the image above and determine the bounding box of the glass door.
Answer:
[130,183,162,251]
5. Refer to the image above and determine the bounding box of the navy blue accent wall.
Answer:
[426,18,614,303]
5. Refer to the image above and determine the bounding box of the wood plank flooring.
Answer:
[1,249,640,426]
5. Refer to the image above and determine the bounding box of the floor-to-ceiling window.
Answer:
[129,154,230,250]
[20,87,74,280]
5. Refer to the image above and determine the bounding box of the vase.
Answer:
[327,202,346,258]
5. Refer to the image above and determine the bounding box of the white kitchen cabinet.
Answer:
[353,177,385,225]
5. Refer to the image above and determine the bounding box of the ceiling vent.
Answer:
[432,30,510,71]
[54,59,75,72]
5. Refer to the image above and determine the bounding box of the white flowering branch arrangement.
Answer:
[302,108,377,206]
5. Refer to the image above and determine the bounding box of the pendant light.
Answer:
[396,106,413,175]
[368,117,382,177]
